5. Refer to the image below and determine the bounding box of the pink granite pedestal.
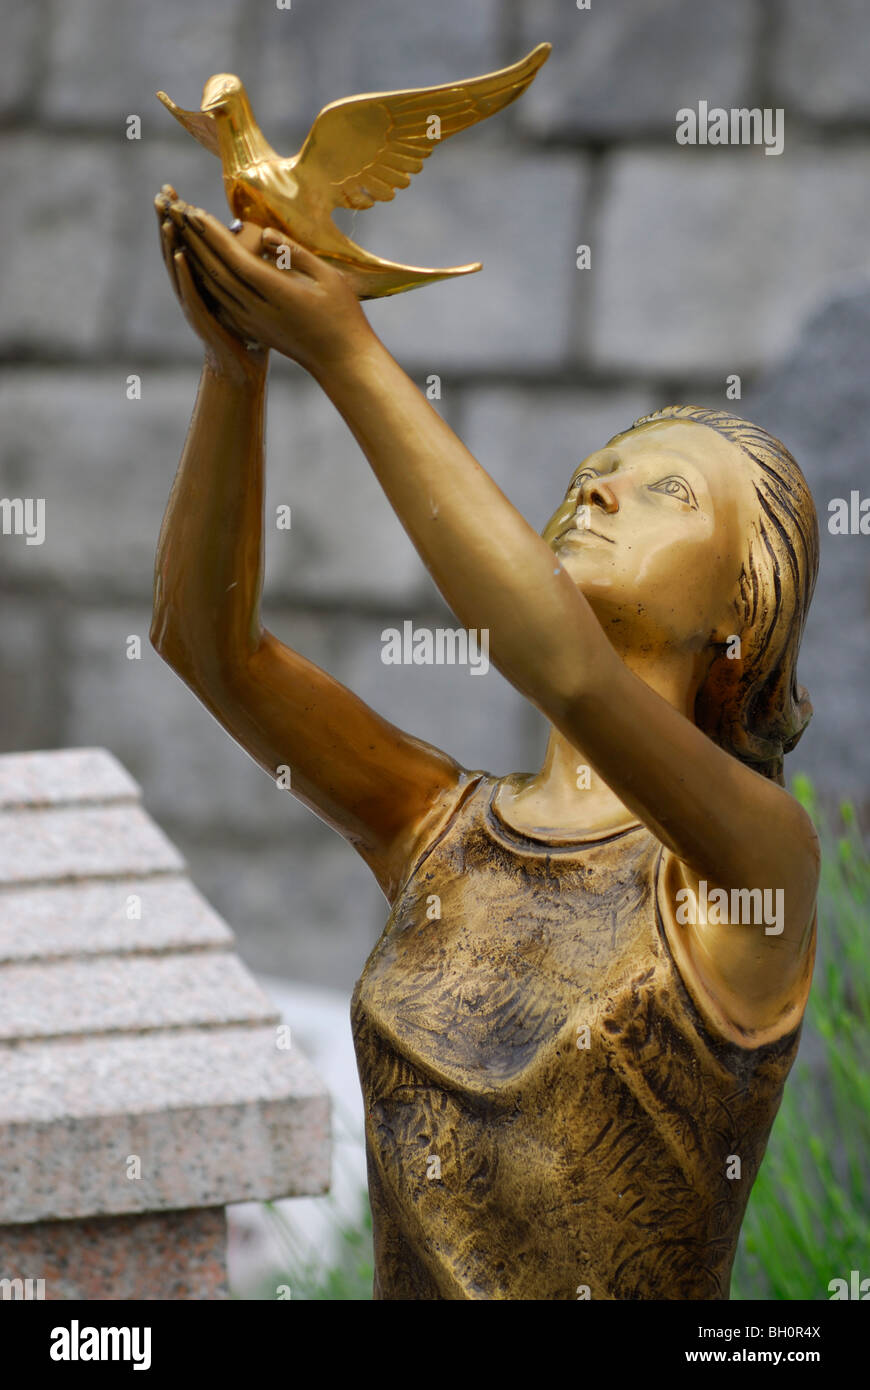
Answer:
[0,750,331,1302]
[0,1208,228,1300]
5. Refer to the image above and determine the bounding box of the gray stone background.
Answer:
[1,0,868,990]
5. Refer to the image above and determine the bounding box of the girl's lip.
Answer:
[558,524,615,544]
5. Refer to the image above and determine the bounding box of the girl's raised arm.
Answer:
[151,192,465,903]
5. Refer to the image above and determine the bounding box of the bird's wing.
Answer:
[156,91,220,156]
[291,43,550,212]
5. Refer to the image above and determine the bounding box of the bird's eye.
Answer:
[568,467,598,494]
[648,475,696,506]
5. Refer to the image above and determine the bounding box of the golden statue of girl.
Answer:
[151,190,819,1301]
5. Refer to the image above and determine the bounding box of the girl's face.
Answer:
[542,420,758,653]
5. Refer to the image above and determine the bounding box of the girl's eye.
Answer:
[649,475,696,506]
[568,468,598,493]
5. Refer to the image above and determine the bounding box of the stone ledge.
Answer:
[0,804,184,885]
[0,952,278,1040]
[0,876,234,963]
[0,1026,329,1223]
[0,748,140,810]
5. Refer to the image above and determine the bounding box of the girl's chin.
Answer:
[557,558,615,590]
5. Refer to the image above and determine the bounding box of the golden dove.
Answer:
[156,44,550,299]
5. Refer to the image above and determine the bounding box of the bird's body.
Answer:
[157,45,550,298]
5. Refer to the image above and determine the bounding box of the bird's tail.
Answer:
[324,253,482,299]
[308,220,481,297]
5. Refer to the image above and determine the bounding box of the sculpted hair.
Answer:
[614,405,819,786]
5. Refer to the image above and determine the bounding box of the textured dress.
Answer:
[351,770,810,1300]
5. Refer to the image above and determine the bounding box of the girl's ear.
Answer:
[783,684,814,754]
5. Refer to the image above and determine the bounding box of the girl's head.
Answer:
[542,405,819,784]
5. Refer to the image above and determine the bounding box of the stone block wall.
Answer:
[1,0,868,987]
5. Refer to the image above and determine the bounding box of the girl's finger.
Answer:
[232,221,265,256]
[180,219,273,306]
[258,229,322,280]
[172,248,200,314]
[176,252,259,348]
[181,236,255,314]
[173,249,228,340]
[174,230,258,312]
[169,202,273,300]
[180,252,259,340]
[159,219,182,299]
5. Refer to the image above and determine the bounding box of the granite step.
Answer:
[0,1026,329,1223]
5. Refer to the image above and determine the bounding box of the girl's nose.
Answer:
[581,479,619,514]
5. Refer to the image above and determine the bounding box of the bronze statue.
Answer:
[151,53,820,1301]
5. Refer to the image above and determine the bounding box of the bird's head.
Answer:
[201,74,245,115]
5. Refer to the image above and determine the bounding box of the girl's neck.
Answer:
[496,648,702,838]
